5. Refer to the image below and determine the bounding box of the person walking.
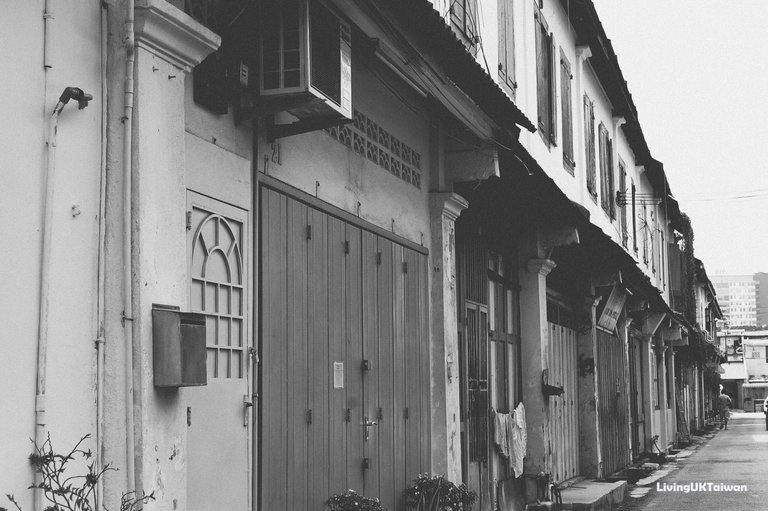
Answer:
[718,390,732,430]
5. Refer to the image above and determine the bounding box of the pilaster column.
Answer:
[666,348,677,446]
[652,342,669,450]
[428,192,468,482]
[520,257,556,481]
[131,0,219,504]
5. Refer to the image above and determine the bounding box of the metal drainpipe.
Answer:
[95,1,109,509]
[43,0,54,69]
[35,3,52,509]
[34,86,93,511]
[122,0,137,497]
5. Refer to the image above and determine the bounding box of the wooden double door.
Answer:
[596,330,630,476]
[628,335,647,458]
[260,186,430,510]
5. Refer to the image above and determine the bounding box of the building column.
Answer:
[667,347,677,445]
[652,342,668,451]
[619,312,634,464]
[428,192,468,482]
[128,0,219,504]
[641,334,654,454]
[577,296,601,478]
[520,254,556,481]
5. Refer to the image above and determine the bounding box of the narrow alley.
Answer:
[617,412,768,511]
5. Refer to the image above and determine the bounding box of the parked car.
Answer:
[764,398,768,430]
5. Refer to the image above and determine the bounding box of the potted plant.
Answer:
[402,474,476,511]
[324,489,386,511]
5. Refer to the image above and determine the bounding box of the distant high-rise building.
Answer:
[755,272,768,328]
[711,274,758,327]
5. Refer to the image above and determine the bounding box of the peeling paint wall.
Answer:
[0,1,103,507]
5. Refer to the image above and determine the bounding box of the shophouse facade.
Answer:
[1,1,719,511]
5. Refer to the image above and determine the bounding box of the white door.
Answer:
[186,191,251,511]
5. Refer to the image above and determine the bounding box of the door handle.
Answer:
[361,416,378,442]
[243,394,253,428]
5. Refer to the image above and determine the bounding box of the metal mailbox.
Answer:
[152,304,207,387]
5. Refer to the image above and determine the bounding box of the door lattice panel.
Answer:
[190,208,245,379]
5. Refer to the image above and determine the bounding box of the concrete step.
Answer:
[557,480,627,511]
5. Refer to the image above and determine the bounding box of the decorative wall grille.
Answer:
[190,209,245,379]
[325,109,423,190]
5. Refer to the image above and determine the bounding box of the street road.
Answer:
[617,412,768,510]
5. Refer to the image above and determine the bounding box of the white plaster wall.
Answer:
[0,1,102,507]
[515,0,583,201]
[184,77,252,160]
[260,63,432,248]
[463,0,675,298]
[131,46,193,509]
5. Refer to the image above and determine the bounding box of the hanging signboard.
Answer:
[597,285,627,331]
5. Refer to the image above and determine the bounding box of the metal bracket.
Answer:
[121,311,134,326]
[265,114,352,142]
[249,347,260,364]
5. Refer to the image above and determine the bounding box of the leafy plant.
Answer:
[2,434,154,511]
[324,489,386,511]
[402,474,476,511]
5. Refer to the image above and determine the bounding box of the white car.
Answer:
[764,398,768,430]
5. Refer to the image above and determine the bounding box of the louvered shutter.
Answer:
[498,0,516,93]
[560,51,573,167]
[548,32,557,145]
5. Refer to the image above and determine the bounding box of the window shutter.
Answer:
[608,138,615,220]
[451,0,478,45]
[548,33,557,145]
[584,95,596,197]
[465,0,478,42]
[599,124,609,213]
[619,160,628,246]
[498,0,515,93]
[535,10,547,133]
[560,51,573,169]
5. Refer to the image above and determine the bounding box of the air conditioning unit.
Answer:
[259,0,352,120]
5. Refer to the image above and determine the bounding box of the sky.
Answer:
[591,0,768,276]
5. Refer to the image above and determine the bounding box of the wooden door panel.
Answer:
[361,230,380,498]
[418,253,431,471]
[260,188,289,511]
[345,224,365,493]
[328,215,348,495]
[307,207,330,507]
[392,243,407,496]
[596,330,630,475]
[404,248,421,480]
[286,198,309,510]
[376,237,396,510]
[547,322,579,483]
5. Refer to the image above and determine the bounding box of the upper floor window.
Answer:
[451,0,479,49]
[535,2,556,145]
[584,95,597,200]
[598,123,615,219]
[641,203,649,264]
[560,50,574,172]
[631,178,638,254]
[618,159,628,247]
[498,0,516,96]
